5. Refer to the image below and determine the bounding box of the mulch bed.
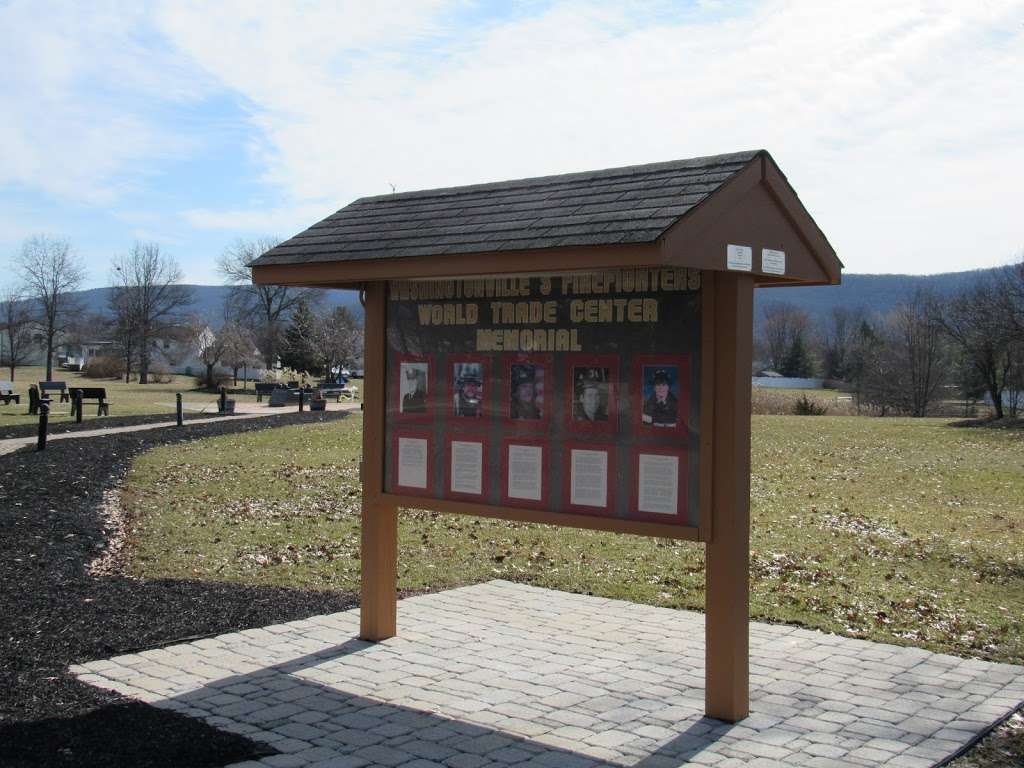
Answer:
[0,411,359,768]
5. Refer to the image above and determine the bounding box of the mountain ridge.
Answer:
[56,266,1009,330]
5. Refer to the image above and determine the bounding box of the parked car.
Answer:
[352,369,364,378]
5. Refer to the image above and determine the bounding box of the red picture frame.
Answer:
[632,354,690,435]
[564,354,618,434]
[502,353,553,430]
[561,442,615,517]
[444,434,489,501]
[629,446,688,524]
[448,354,489,420]
[390,429,433,496]
[500,437,549,508]
[392,353,435,423]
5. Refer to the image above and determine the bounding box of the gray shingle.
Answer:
[251,150,762,266]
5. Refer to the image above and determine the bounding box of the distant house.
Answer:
[0,320,51,368]
[60,340,116,370]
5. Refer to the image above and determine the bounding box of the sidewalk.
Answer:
[0,401,360,456]
[73,581,1024,768]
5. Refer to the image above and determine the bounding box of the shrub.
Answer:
[83,356,125,379]
[793,394,828,416]
[195,371,232,390]
[147,362,173,384]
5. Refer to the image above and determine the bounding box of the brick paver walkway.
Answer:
[71,581,1023,767]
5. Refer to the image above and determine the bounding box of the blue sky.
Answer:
[2,0,1022,289]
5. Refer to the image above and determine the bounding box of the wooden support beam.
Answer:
[705,271,753,722]
[360,282,398,640]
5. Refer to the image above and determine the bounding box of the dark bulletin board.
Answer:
[383,269,703,528]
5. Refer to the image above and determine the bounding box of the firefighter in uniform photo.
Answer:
[454,366,483,417]
[509,365,541,420]
[641,367,678,427]
[572,367,608,422]
[401,365,428,413]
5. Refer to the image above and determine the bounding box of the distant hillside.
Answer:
[754,266,1008,326]
[68,285,362,326]
[59,266,1007,331]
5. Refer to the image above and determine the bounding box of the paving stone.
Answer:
[71,581,1024,768]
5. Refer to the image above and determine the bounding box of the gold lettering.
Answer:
[643,298,658,321]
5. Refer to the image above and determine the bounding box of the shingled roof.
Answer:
[251,150,764,267]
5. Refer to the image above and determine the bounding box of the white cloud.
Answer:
[3,0,1022,272]
[0,0,211,204]
[152,0,1024,272]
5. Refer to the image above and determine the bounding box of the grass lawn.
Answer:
[0,365,262,427]
[121,413,1024,666]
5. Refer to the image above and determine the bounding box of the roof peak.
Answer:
[357,149,766,204]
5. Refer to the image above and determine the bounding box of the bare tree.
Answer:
[821,306,867,381]
[1002,252,1024,341]
[110,242,194,384]
[861,291,948,416]
[217,237,322,366]
[315,306,364,381]
[759,302,811,373]
[940,277,1017,419]
[190,320,227,389]
[0,286,34,380]
[17,235,85,380]
[219,322,259,388]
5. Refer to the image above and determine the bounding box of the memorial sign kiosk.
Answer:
[250,150,841,723]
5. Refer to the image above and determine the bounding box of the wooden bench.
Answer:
[0,381,19,405]
[255,382,280,402]
[318,384,348,401]
[72,387,110,416]
[39,381,70,403]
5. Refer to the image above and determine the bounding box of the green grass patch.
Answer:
[0,365,263,426]
[123,414,1023,664]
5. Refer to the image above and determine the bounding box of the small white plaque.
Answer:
[762,248,786,275]
[450,440,483,495]
[637,453,679,515]
[726,244,752,271]
[570,448,608,508]
[507,444,543,501]
[397,437,428,489]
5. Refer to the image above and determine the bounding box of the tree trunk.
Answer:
[233,366,239,385]
[206,363,214,389]
[988,381,1004,419]
[45,333,54,381]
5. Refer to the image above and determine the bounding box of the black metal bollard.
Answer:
[176,392,183,426]
[73,389,83,423]
[36,398,50,451]
[298,389,305,412]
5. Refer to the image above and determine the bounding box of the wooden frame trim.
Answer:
[251,243,665,288]
[698,270,715,539]
[381,492,701,541]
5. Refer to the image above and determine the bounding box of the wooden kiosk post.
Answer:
[250,150,841,723]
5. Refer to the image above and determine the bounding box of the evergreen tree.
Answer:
[279,299,320,375]
[780,333,815,377]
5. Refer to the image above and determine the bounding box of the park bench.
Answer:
[317,383,350,402]
[72,387,110,417]
[39,381,70,403]
[0,381,19,405]
[255,382,280,402]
